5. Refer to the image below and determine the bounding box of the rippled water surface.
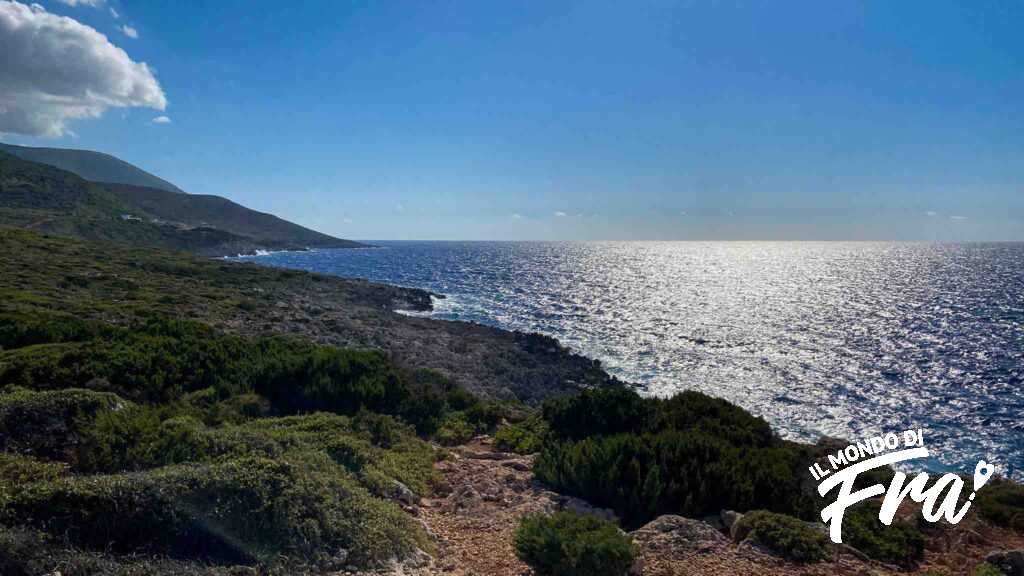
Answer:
[240,242,1024,478]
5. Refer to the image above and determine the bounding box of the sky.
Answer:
[1,0,1022,241]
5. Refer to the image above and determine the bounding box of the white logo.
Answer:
[810,429,994,543]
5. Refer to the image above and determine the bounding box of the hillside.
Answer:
[102,182,361,249]
[0,151,361,255]
[0,143,185,194]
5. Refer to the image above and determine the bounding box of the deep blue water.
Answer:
[236,242,1024,479]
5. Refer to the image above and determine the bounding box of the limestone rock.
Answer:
[632,515,728,553]
[558,495,618,522]
[392,479,419,506]
[720,509,743,532]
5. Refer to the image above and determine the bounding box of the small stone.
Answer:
[502,460,531,472]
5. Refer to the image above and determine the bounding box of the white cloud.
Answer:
[511,213,522,219]
[553,211,567,217]
[119,24,137,38]
[55,0,105,7]
[395,203,405,212]
[0,1,166,137]
[109,7,119,18]
[152,115,170,124]
[925,211,938,217]
[950,215,968,221]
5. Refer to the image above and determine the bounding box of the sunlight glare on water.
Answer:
[238,241,1024,479]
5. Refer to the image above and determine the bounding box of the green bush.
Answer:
[733,511,830,563]
[0,315,483,436]
[542,387,655,440]
[0,387,130,460]
[494,414,547,454]
[514,511,637,576]
[976,479,1024,531]
[534,387,817,527]
[0,454,66,487]
[0,311,111,350]
[1,454,424,567]
[73,409,439,498]
[435,413,475,446]
[842,502,924,569]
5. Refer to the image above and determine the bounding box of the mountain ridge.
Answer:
[0,148,363,255]
[0,142,186,194]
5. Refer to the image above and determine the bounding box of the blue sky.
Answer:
[3,0,1023,240]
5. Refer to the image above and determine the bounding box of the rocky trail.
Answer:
[354,437,1024,576]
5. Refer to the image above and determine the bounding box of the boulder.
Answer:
[720,510,743,532]
[559,496,618,523]
[632,515,728,553]
[392,480,418,506]
[501,460,531,472]
[451,484,481,511]
[987,549,1024,576]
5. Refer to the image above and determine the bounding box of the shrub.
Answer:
[842,502,924,569]
[514,511,637,576]
[976,479,1024,531]
[0,454,66,490]
[733,511,830,563]
[0,315,482,436]
[74,410,439,499]
[494,414,547,454]
[542,387,655,440]
[0,387,130,460]
[435,413,475,446]
[534,387,816,527]
[0,312,111,350]
[0,454,424,567]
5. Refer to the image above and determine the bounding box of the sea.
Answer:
[234,241,1024,480]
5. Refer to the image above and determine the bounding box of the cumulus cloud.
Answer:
[152,115,170,124]
[553,211,567,217]
[55,0,105,6]
[0,1,166,137]
[119,24,137,38]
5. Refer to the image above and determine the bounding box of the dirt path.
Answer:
[377,438,1023,576]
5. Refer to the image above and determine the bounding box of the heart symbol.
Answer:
[974,460,995,492]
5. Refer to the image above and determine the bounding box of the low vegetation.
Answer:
[534,387,819,527]
[732,511,830,563]
[494,413,548,454]
[0,303,509,572]
[841,502,925,569]
[514,511,637,576]
[976,479,1024,531]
